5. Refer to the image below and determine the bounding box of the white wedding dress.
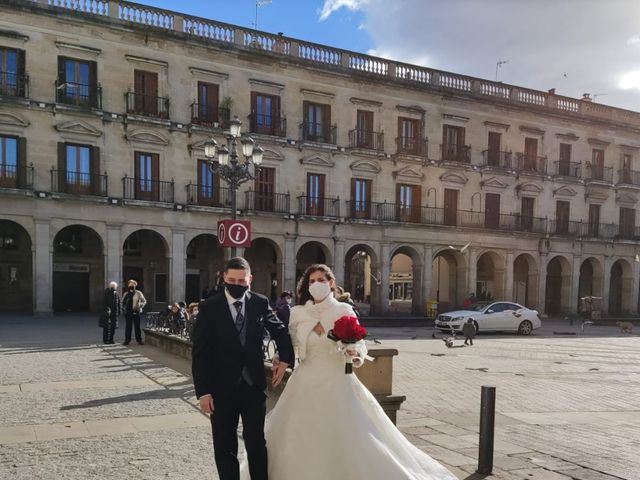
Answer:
[241,296,458,480]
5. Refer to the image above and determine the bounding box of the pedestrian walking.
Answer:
[122,279,146,345]
[274,290,293,325]
[102,281,121,344]
[463,318,475,346]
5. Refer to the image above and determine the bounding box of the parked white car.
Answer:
[435,301,541,335]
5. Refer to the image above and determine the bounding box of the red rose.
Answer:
[328,315,367,343]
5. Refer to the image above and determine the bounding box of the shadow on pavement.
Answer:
[60,384,195,410]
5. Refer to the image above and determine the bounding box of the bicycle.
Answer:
[262,332,278,362]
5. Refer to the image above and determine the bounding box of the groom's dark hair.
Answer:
[225,257,251,273]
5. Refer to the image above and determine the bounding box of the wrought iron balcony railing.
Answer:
[0,71,28,98]
[186,183,233,207]
[190,102,230,129]
[125,91,170,118]
[548,219,582,236]
[51,169,108,196]
[245,190,290,213]
[515,154,547,174]
[481,150,512,169]
[123,176,174,202]
[348,129,384,151]
[249,113,287,137]
[617,169,640,186]
[0,163,33,189]
[553,161,581,178]
[395,137,427,156]
[441,143,471,163]
[297,195,340,218]
[55,81,101,109]
[584,165,613,183]
[299,122,337,144]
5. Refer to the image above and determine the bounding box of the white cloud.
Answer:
[627,34,640,45]
[319,0,368,21]
[619,71,640,90]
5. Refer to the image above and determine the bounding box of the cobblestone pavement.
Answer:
[1,314,639,479]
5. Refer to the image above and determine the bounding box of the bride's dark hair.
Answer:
[297,264,336,304]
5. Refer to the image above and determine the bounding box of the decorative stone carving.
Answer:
[553,185,578,197]
[480,177,509,190]
[0,110,29,128]
[519,125,545,136]
[393,166,424,182]
[125,129,170,146]
[616,192,638,205]
[349,159,381,174]
[300,154,334,167]
[54,120,102,137]
[515,182,543,196]
[439,171,468,185]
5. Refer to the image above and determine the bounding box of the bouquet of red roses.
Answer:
[327,315,367,374]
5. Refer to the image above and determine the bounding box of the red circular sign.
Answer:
[217,222,226,244]
[228,222,249,245]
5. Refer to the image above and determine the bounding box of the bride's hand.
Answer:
[312,322,325,336]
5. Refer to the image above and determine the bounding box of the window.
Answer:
[65,144,91,193]
[356,110,374,148]
[351,178,371,219]
[133,70,160,117]
[0,135,18,188]
[196,159,221,205]
[255,167,275,211]
[523,137,539,171]
[397,117,421,154]
[484,193,500,229]
[487,132,501,166]
[591,149,605,180]
[134,152,159,201]
[307,173,326,216]
[555,200,570,234]
[619,207,636,239]
[520,197,534,231]
[588,204,600,237]
[57,57,97,106]
[558,143,572,176]
[252,92,281,135]
[0,47,25,97]
[442,125,467,162]
[396,184,421,222]
[56,142,99,195]
[196,82,219,125]
[622,154,632,183]
[303,101,331,143]
[443,188,458,226]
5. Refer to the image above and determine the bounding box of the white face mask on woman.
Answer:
[309,281,331,302]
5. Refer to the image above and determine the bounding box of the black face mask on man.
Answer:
[128,286,135,291]
[225,282,248,299]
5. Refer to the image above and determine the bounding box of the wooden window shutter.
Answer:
[134,70,144,93]
[273,95,281,135]
[134,151,140,180]
[350,178,356,216]
[442,125,448,147]
[16,137,27,188]
[459,126,466,146]
[90,146,100,195]
[17,49,26,97]
[152,153,160,201]
[324,104,332,141]
[395,184,401,205]
[302,100,310,122]
[318,173,325,199]
[88,60,98,106]
[57,142,67,193]
[57,56,66,84]
[412,185,422,221]
[250,91,258,115]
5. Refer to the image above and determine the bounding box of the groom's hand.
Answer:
[272,362,289,387]
[198,394,214,414]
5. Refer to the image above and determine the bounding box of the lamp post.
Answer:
[203,116,264,257]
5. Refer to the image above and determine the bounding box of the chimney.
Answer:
[582,93,592,102]
[548,88,556,95]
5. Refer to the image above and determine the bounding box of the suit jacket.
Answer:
[191,290,295,399]
[103,288,121,317]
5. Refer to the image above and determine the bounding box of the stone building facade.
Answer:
[1,0,640,316]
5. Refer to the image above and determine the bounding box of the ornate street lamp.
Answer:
[203,116,263,256]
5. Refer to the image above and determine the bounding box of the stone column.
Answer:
[333,238,345,287]
[602,257,612,315]
[171,229,186,302]
[570,255,582,314]
[632,259,640,315]
[284,235,296,293]
[467,248,478,298]
[537,254,548,316]
[504,252,514,301]
[34,220,52,315]
[422,245,433,305]
[106,224,122,285]
[377,243,391,314]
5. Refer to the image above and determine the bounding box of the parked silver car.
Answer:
[435,301,541,335]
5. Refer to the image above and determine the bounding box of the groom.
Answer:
[192,257,294,480]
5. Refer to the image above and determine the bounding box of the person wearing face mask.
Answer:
[102,281,121,344]
[274,290,293,326]
[239,264,458,480]
[121,279,147,346]
[191,257,294,480]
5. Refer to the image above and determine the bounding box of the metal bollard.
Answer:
[477,385,496,474]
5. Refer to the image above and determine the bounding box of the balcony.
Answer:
[186,183,232,208]
[481,150,512,170]
[553,161,581,179]
[0,71,28,98]
[584,165,613,184]
[299,122,337,144]
[123,176,174,203]
[190,102,230,129]
[515,154,547,174]
[548,219,582,236]
[617,169,640,187]
[51,170,108,196]
[0,163,33,189]
[297,196,340,218]
[441,143,471,163]
[348,129,384,151]
[55,81,101,109]
[245,190,290,213]
[395,136,427,157]
[249,113,287,137]
[125,91,170,119]
[497,214,547,234]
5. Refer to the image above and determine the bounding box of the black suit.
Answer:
[192,290,294,480]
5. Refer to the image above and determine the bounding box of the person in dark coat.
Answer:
[103,281,121,344]
[463,318,476,346]
[121,279,146,345]
[273,290,293,326]
[191,257,294,480]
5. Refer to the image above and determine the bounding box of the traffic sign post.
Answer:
[217,220,252,250]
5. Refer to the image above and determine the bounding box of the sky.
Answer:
[140,0,640,111]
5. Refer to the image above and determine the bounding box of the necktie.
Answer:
[233,301,245,333]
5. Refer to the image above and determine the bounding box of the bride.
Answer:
[242,264,458,480]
